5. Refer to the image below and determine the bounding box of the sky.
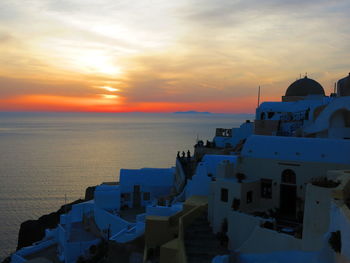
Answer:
[0,0,349,113]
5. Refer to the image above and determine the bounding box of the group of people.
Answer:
[177,150,191,160]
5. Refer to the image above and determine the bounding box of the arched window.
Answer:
[281,169,296,184]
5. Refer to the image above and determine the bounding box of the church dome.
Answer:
[285,76,325,97]
[337,73,350,97]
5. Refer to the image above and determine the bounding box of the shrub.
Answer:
[311,177,340,188]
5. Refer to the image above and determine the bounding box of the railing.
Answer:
[215,128,232,137]
[171,186,186,205]
[280,109,309,122]
[109,225,138,241]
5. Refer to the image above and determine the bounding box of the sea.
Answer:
[0,112,253,259]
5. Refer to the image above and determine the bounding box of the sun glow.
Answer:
[101,94,119,99]
[100,86,120,92]
[72,50,122,76]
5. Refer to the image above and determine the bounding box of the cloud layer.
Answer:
[0,0,349,112]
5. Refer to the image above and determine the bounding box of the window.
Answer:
[246,191,253,204]
[261,179,272,199]
[221,188,228,202]
[281,169,296,184]
[122,193,131,201]
[143,192,150,201]
[260,112,266,120]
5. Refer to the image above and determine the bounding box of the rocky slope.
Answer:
[16,186,96,250]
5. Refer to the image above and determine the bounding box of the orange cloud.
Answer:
[0,93,281,113]
[0,94,125,112]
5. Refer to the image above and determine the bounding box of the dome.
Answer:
[285,76,325,97]
[337,73,350,97]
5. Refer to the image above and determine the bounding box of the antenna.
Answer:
[334,82,336,94]
[257,86,261,107]
[64,194,67,214]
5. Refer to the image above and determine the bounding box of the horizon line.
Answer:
[0,110,255,115]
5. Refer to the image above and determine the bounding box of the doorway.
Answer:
[133,185,141,208]
[280,184,297,218]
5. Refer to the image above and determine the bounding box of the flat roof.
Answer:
[242,135,350,164]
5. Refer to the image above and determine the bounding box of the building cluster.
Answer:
[11,73,350,263]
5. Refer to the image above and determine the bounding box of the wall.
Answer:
[12,239,56,259]
[238,226,302,254]
[227,211,262,251]
[175,159,186,192]
[214,122,253,148]
[95,185,121,211]
[119,168,175,208]
[145,215,180,250]
[64,239,100,263]
[238,157,350,212]
[239,180,261,213]
[70,201,95,223]
[186,155,237,199]
[209,178,241,233]
[146,204,182,217]
[254,120,280,135]
[329,202,350,262]
[94,207,131,237]
[185,162,212,198]
[302,184,332,251]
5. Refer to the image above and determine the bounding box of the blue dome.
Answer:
[285,76,325,97]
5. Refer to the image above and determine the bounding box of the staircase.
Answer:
[184,211,230,263]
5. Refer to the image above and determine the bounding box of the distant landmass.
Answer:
[173,110,211,114]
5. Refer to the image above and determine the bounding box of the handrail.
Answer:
[109,228,128,241]
[110,225,138,241]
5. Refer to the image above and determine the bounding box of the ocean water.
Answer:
[0,112,252,259]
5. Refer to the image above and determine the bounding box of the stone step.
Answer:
[186,244,228,255]
[185,224,211,232]
[185,239,220,249]
[187,252,229,263]
[185,210,231,263]
[185,231,217,240]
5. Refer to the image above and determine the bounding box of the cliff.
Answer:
[16,186,96,250]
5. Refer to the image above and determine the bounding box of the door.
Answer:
[280,184,297,218]
[133,185,141,208]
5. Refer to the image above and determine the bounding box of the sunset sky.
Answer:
[0,0,349,113]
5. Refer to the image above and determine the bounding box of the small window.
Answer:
[246,191,253,204]
[221,188,228,202]
[143,192,150,201]
[261,179,272,199]
[122,193,131,201]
